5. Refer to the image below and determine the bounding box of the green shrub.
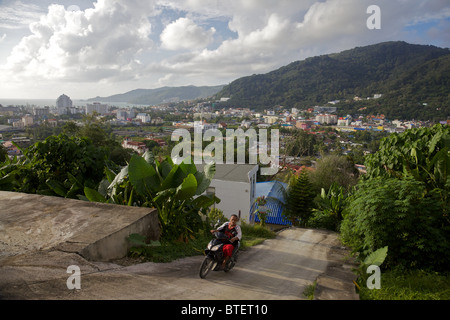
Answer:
[207,208,228,228]
[307,209,339,231]
[0,134,107,196]
[307,183,352,231]
[341,176,449,271]
[358,267,450,300]
[240,221,276,239]
[284,169,316,226]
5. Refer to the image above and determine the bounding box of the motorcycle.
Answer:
[199,231,239,279]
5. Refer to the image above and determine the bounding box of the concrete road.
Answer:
[1,228,354,300]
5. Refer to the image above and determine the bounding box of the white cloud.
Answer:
[154,0,450,83]
[160,17,216,50]
[153,0,363,79]
[0,0,449,99]
[0,1,44,29]
[2,0,155,82]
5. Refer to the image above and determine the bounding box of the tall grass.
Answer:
[358,267,450,300]
[239,222,277,249]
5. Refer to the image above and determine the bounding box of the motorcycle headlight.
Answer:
[211,244,221,251]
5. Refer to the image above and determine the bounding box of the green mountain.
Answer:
[87,85,224,105]
[215,41,450,120]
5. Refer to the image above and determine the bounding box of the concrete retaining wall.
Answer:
[0,191,160,262]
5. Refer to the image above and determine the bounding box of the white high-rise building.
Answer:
[315,114,337,125]
[22,114,34,127]
[136,113,151,123]
[116,110,128,120]
[56,94,72,115]
[86,102,109,115]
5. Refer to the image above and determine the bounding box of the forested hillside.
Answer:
[215,41,450,120]
[87,85,224,105]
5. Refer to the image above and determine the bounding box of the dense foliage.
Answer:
[308,154,359,193]
[341,177,449,271]
[62,116,133,166]
[308,183,351,232]
[341,124,450,271]
[87,85,224,105]
[364,124,450,193]
[0,134,107,196]
[0,127,220,242]
[215,41,450,120]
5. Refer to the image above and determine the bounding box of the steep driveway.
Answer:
[1,228,357,300]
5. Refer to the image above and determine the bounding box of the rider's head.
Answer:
[229,214,239,226]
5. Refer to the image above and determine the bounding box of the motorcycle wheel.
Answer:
[224,259,235,272]
[199,256,215,279]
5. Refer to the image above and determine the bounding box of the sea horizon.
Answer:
[0,98,87,107]
[0,98,147,108]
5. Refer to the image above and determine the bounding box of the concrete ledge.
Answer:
[0,191,160,262]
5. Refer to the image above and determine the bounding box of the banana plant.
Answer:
[46,172,84,199]
[84,152,220,241]
[315,183,350,221]
[310,182,352,231]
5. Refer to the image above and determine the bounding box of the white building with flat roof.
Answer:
[316,114,337,125]
[136,113,151,123]
[86,102,109,115]
[195,163,259,223]
[22,114,33,127]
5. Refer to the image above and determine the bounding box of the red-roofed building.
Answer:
[122,138,148,154]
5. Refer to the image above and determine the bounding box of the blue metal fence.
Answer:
[250,181,292,226]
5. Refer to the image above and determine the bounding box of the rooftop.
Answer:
[195,163,258,183]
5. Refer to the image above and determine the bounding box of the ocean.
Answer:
[0,99,85,107]
[0,99,145,108]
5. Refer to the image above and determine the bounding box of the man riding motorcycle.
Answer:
[210,214,242,270]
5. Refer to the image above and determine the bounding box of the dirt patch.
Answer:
[314,235,360,300]
[110,256,147,267]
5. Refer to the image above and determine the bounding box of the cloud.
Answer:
[0,1,44,29]
[2,0,155,82]
[155,0,450,81]
[153,0,364,79]
[160,17,216,50]
[1,0,449,99]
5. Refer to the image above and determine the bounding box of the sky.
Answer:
[0,0,449,100]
